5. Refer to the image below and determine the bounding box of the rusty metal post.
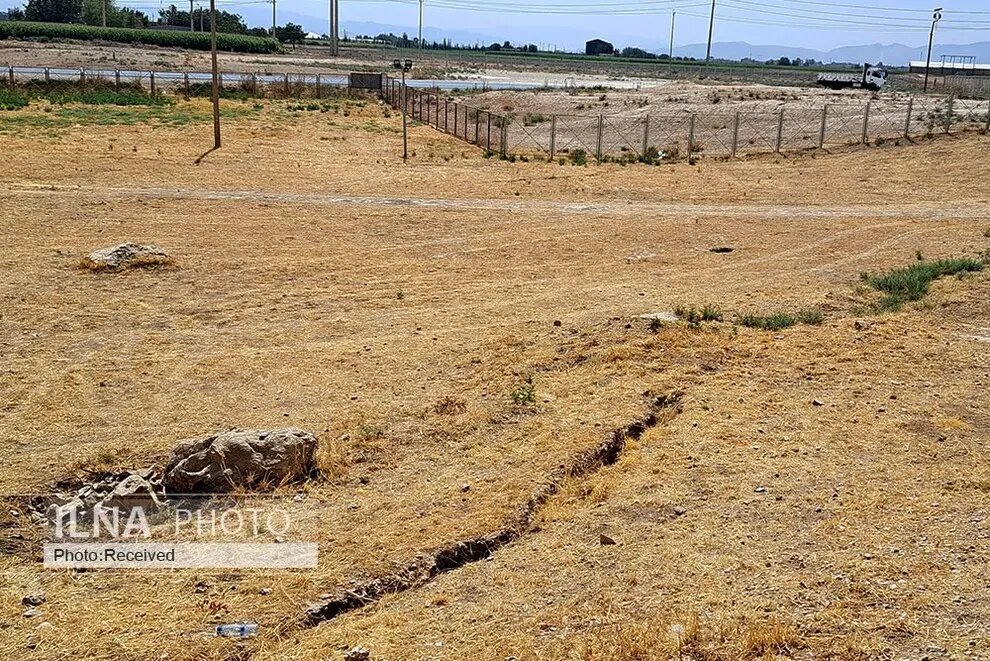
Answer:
[487,111,492,151]
[550,115,557,160]
[150,71,156,96]
[903,98,913,138]
[731,111,740,157]
[819,104,828,148]
[184,71,190,96]
[596,114,604,161]
[776,108,784,152]
[861,100,871,144]
[114,69,120,89]
[642,115,650,158]
[687,113,696,161]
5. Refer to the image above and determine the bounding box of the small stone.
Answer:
[673,506,687,516]
[854,320,872,331]
[709,246,734,253]
[21,593,45,607]
[552,320,562,327]
[599,533,617,546]
[812,399,824,407]
[259,588,272,596]
[23,607,38,618]
[9,509,19,517]
[344,646,371,661]
[754,486,767,493]
[460,483,471,493]
[638,312,678,323]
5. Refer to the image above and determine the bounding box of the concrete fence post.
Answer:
[775,109,784,153]
[904,98,913,138]
[819,104,828,148]
[316,73,321,99]
[861,100,871,144]
[642,115,650,157]
[687,113,696,161]
[454,102,459,137]
[596,114,604,162]
[114,69,120,89]
[731,111,740,157]
[444,99,449,132]
[284,72,290,96]
[549,115,557,160]
[944,95,954,133]
[183,71,190,96]
[149,71,155,96]
[985,99,990,133]
[44,67,50,83]
[474,108,480,144]
[487,112,492,151]
[8,64,14,90]
[218,72,223,91]
[79,68,85,85]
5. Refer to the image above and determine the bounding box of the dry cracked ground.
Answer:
[0,95,989,660]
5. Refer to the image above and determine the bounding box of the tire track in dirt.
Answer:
[303,391,684,626]
[3,182,988,220]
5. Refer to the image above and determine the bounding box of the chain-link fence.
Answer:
[4,64,353,99]
[499,97,990,162]
[384,75,507,154]
[382,78,989,163]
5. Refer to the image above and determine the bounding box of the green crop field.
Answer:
[0,21,281,53]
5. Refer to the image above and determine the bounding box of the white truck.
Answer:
[816,65,887,91]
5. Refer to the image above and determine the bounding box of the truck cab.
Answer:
[864,66,887,91]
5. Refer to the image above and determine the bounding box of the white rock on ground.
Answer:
[162,428,318,493]
[82,243,172,271]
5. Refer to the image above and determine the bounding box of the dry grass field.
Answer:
[1,93,989,660]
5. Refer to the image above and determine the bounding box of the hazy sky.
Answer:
[282,0,987,50]
[7,0,989,51]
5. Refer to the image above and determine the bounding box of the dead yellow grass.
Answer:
[0,98,988,660]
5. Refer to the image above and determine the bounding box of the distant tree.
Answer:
[488,42,501,50]
[658,53,670,60]
[792,57,802,67]
[159,4,246,33]
[5,6,25,18]
[502,40,511,49]
[526,43,537,53]
[275,22,304,48]
[621,46,655,59]
[24,0,82,23]
[80,0,144,27]
[777,56,791,66]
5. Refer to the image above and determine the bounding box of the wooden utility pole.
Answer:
[189,0,194,30]
[271,0,276,36]
[419,0,424,48]
[210,0,221,149]
[101,0,106,26]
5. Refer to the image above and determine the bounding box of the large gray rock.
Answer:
[163,429,317,493]
[82,243,172,271]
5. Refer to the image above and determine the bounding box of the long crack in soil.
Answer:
[304,391,684,626]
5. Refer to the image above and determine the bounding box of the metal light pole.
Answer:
[923,7,942,93]
[418,0,424,49]
[668,10,675,60]
[393,59,413,160]
[271,0,276,36]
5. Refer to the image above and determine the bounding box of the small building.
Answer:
[586,39,614,56]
